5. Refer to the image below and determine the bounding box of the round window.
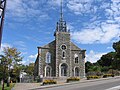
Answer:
[61,45,67,50]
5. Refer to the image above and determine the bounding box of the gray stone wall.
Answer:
[70,42,86,78]
[37,41,56,77]
[34,32,86,78]
[55,32,71,77]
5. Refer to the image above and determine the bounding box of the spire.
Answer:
[60,0,63,21]
[54,0,69,34]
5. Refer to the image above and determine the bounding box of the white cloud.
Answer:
[67,23,74,31]
[7,0,25,17]
[107,47,113,50]
[14,41,26,47]
[7,0,50,20]
[67,0,94,15]
[71,23,120,44]
[72,28,101,44]
[86,50,106,63]
[48,0,61,6]
[29,54,37,59]
[67,0,119,44]
[22,53,37,65]
[67,0,120,44]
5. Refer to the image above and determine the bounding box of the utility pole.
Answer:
[0,0,7,48]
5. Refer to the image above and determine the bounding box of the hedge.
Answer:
[66,77,80,83]
[87,76,100,80]
[43,79,57,85]
[103,74,114,78]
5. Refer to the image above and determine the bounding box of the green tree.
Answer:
[97,52,116,67]
[25,63,34,75]
[112,40,120,70]
[0,55,8,81]
[3,47,22,66]
[85,61,93,73]
[0,47,23,82]
[113,40,120,56]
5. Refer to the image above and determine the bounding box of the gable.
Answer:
[42,40,55,49]
[71,42,81,50]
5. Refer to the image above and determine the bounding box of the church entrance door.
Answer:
[61,63,68,76]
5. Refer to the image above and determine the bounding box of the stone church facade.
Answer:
[34,2,86,79]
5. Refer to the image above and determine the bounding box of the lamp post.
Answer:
[111,57,114,75]
[0,55,7,90]
[0,0,7,48]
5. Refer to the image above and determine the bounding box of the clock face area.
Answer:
[61,44,67,50]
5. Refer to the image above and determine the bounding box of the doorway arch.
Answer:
[60,63,68,77]
[45,65,52,77]
[74,67,80,77]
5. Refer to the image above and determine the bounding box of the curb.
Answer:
[29,76,120,90]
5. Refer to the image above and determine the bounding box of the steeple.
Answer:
[60,0,63,22]
[55,0,69,33]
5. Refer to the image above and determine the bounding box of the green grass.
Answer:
[0,83,15,90]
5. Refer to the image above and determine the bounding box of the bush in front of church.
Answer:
[42,79,57,85]
[66,77,80,83]
[87,76,100,80]
[103,74,114,78]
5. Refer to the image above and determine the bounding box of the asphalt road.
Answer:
[40,78,120,90]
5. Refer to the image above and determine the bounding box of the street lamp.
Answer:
[0,55,7,90]
[111,57,114,75]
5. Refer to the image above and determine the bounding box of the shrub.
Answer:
[66,77,80,83]
[103,74,114,78]
[87,76,100,80]
[43,79,57,85]
[107,69,120,76]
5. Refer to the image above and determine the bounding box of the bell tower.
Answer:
[55,0,72,77]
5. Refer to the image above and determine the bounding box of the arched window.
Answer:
[61,63,68,76]
[45,66,52,77]
[62,51,66,58]
[46,52,51,63]
[75,67,80,76]
[74,54,79,63]
[46,67,51,77]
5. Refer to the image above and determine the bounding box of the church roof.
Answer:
[38,40,55,49]
[70,42,81,51]
[38,41,83,51]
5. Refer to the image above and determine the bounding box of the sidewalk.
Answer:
[12,76,120,90]
[12,83,40,90]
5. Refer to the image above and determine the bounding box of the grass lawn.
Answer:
[0,83,15,90]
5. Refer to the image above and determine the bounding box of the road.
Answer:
[39,78,120,90]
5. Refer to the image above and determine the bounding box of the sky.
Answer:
[0,0,120,65]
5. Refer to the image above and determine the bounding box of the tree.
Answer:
[25,63,34,75]
[97,52,116,67]
[85,61,93,73]
[113,40,120,56]
[0,47,23,83]
[85,40,120,74]
[112,40,120,70]
[3,47,22,66]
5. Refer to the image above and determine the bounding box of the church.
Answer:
[34,1,86,79]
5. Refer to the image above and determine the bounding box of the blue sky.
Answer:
[1,0,120,64]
